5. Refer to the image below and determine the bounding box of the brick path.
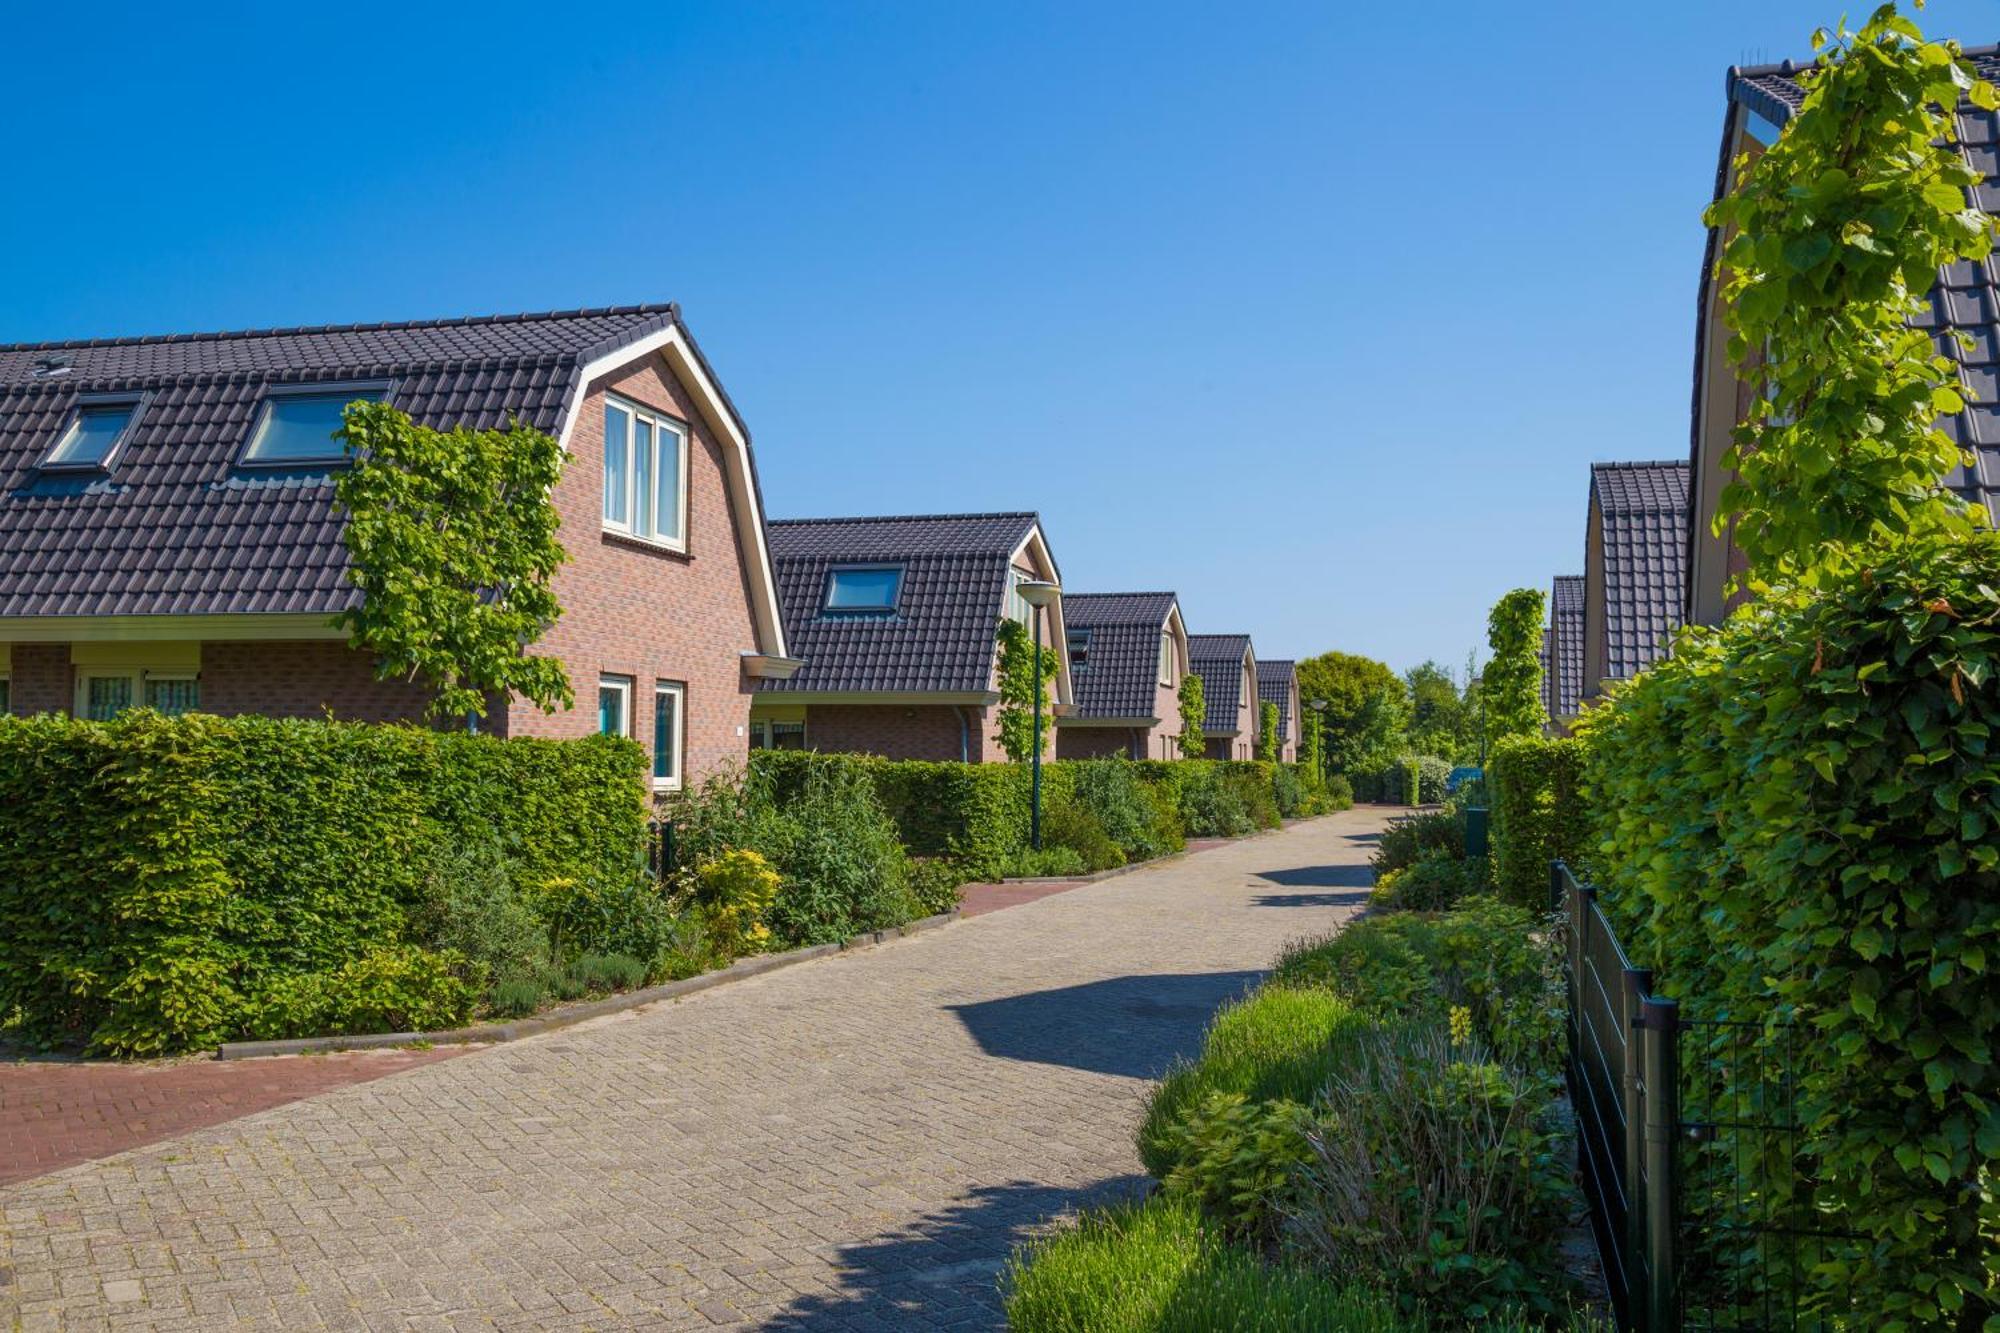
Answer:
[0,1049,466,1189]
[0,807,1386,1332]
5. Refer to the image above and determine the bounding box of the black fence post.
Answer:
[1624,966,1654,1330]
[1641,994,1681,1333]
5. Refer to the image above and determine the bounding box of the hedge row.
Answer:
[0,712,647,1055]
[1484,734,1587,908]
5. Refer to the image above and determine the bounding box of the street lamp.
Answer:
[1017,579,1063,850]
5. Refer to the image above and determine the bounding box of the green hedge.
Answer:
[0,712,647,1055]
[1578,536,2000,1326]
[1485,734,1587,908]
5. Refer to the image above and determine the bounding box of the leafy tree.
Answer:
[1256,700,1280,760]
[1296,651,1408,776]
[335,402,571,722]
[1405,660,1475,762]
[1707,5,1997,593]
[1482,589,1546,745]
[994,617,1058,762]
[1176,674,1207,759]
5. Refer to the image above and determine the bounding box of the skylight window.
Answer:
[242,388,384,464]
[1067,627,1092,669]
[42,401,137,471]
[825,567,902,615]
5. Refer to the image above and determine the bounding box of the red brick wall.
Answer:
[504,352,763,786]
[802,703,997,761]
[202,641,436,723]
[1056,726,1144,760]
[6,644,69,715]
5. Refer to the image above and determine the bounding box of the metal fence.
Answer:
[646,818,676,880]
[1554,862,1857,1332]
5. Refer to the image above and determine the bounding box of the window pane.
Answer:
[653,688,679,781]
[48,404,134,468]
[633,418,654,538]
[85,675,132,721]
[598,684,626,736]
[770,721,806,751]
[247,393,371,462]
[603,403,630,524]
[655,425,683,542]
[826,568,901,612]
[0,678,10,714]
[144,678,200,716]
[1067,628,1090,668]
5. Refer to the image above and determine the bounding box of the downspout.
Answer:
[957,705,973,763]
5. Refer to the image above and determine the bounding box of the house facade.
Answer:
[1688,56,2000,624]
[0,305,796,790]
[752,512,1072,761]
[1255,658,1299,762]
[1054,591,1190,760]
[1188,633,1256,761]
[1583,462,1688,700]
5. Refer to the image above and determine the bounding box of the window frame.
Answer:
[600,393,691,553]
[74,668,199,721]
[821,564,905,618]
[236,380,395,469]
[1066,626,1092,670]
[37,391,150,475]
[598,674,633,738]
[1158,631,1176,687]
[750,717,808,751]
[652,680,685,791]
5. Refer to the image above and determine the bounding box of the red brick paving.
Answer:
[0,1045,467,1187]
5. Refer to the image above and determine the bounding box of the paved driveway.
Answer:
[0,807,1388,1332]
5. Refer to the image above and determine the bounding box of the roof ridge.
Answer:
[1591,459,1689,472]
[1063,590,1178,599]
[1731,41,2000,82]
[0,303,681,355]
[768,510,1039,526]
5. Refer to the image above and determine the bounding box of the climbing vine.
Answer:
[1482,588,1546,745]
[1176,674,1207,759]
[335,402,573,722]
[1257,700,1280,761]
[994,616,1058,762]
[1299,707,1325,784]
[1707,4,1997,591]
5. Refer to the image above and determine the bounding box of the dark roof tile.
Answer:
[1062,592,1178,720]
[1256,659,1297,736]
[1551,574,1585,717]
[1591,461,1688,682]
[1188,633,1253,733]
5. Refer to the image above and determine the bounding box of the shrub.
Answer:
[1371,848,1473,912]
[1320,773,1354,810]
[1288,1023,1574,1320]
[1270,762,1306,818]
[414,832,547,985]
[906,858,969,916]
[246,945,475,1040]
[566,952,647,993]
[1486,734,1588,908]
[1579,534,2000,1324]
[1042,795,1125,873]
[536,871,676,965]
[1161,1091,1315,1243]
[487,974,544,1018]
[1371,810,1463,877]
[0,712,644,1055]
[1068,760,1177,861]
[1004,1194,1434,1333]
[693,848,781,957]
[1174,764,1254,838]
[648,910,722,982]
[1138,986,1366,1177]
[1412,754,1451,804]
[750,756,916,946]
[994,844,1090,879]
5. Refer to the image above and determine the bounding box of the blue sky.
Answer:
[4,1,1995,673]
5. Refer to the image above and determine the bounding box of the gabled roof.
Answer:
[1188,633,1253,733]
[1256,659,1297,736]
[1591,461,1688,682]
[1701,53,2000,534]
[763,512,1058,696]
[1061,591,1180,721]
[1551,574,1586,717]
[0,305,789,655]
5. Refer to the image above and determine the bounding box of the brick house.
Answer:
[1053,591,1190,760]
[752,512,1072,761]
[0,305,798,790]
[1582,462,1688,703]
[1688,55,2000,625]
[1188,633,1257,761]
[1254,658,1299,762]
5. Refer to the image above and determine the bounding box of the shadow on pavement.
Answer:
[1250,890,1370,909]
[1247,863,1372,889]
[762,1174,1149,1332]
[946,971,1261,1080]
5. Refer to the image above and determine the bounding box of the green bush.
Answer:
[487,974,543,1018]
[566,952,648,992]
[1138,986,1367,1176]
[1579,535,2000,1325]
[414,832,548,985]
[906,858,969,916]
[1371,810,1464,877]
[1288,1023,1575,1320]
[1068,760,1180,860]
[1412,754,1451,804]
[1160,1091,1315,1243]
[1370,848,1476,912]
[1486,734,1588,909]
[1172,764,1255,838]
[0,712,644,1055]
[1004,1194,1437,1333]
[1042,794,1125,872]
[537,871,676,965]
[749,755,916,946]
[246,945,476,1040]
[994,844,1090,879]
[1320,773,1354,810]
[1270,762,1306,818]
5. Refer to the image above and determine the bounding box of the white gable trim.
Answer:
[557,324,789,660]
[1010,522,1074,707]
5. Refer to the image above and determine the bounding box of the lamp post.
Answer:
[1017,580,1063,850]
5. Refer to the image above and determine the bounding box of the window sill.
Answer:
[651,777,683,794]
[603,527,691,559]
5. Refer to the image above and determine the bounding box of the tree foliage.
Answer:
[1296,651,1408,775]
[1405,660,1476,763]
[336,402,572,722]
[1481,590,1546,745]
[1176,674,1207,759]
[1298,707,1325,784]
[1256,701,1280,760]
[1707,4,1996,592]
[994,617,1060,763]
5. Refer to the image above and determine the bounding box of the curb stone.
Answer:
[216,909,962,1061]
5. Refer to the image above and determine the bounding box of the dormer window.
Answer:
[42,398,140,472]
[241,385,386,465]
[1158,631,1176,687]
[1067,627,1091,669]
[824,566,902,616]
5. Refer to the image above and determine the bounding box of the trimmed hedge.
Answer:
[0,712,646,1055]
[1485,734,1587,908]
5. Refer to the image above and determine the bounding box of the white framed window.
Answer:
[241,385,387,465]
[602,396,689,550]
[1004,570,1031,625]
[1158,632,1175,687]
[76,671,199,721]
[598,675,632,737]
[652,681,685,790]
[750,718,807,750]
